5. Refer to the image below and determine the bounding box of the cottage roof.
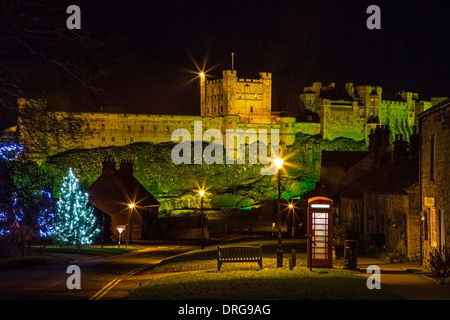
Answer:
[362,156,419,194]
[88,161,160,208]
[321,151,370,171]
[417,97,450,119]
[340,155,418,199]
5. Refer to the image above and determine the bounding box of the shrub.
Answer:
[428,247,450,279]
[333,219,359,244]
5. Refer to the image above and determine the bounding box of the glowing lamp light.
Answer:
[288,204,294,209]
[128,203,135,209]
[199,190,205,197]
[311,204,330,208]
[274,158,284,170]
[199,72,205,78]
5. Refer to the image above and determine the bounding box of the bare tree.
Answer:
[0,0,115,155]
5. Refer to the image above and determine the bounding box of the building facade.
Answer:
[418,98,450,265]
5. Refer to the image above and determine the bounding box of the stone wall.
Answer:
[419,100,450,264]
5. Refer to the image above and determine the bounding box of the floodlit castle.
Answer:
[8,68,442,160]
[299,81,438,142]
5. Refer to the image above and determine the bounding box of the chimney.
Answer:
[393,134,408,157]
[369,125,391,152]
[119,160,133,176]
[409,125,419,155]
[102,159,115,175]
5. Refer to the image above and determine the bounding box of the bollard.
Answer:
[291,249,296,266]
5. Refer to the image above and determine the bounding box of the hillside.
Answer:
[40,133,367,213]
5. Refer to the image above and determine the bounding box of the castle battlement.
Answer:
[11,71,443,161]
[300,81,434,142]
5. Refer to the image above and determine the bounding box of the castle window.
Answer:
[141,125,144,130]
[101,124,105,130]
[220,106,223,113]
[255,93,258,99]
[250,106,253,113]
[128,125,131,132]
[130,137,134,142]
[154,125,157,130]
[112,137,115,142]
[101,137,105,142]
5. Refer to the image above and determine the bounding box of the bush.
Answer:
[333,219,359,244]
[428,247,450,278]
[379,248,408,263]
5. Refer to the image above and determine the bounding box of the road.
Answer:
[0,244,196,300]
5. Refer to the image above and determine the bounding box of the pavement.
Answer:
[357,255,450,300]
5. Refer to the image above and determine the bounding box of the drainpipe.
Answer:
[418,116,423,266]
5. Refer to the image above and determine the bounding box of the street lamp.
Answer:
[274,157,284,267]
[199,189,205,249]
[116,225,125,248]
[288,203,295,238]
[128,203,135,245]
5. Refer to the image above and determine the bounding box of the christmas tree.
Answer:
[53,168,99,247]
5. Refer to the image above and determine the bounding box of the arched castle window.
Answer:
[220,106,223,113]
[250,106,253,113]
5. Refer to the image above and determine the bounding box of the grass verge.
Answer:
[128,238,405,300]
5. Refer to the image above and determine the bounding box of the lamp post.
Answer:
[128,203,135,245]
[116,225,125,248]
[199,189,205,250]
[289,203,295,238]
[274,157,284,267]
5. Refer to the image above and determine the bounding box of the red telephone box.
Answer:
[307,196,333,268]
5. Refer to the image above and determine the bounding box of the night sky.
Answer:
[3,0,450,116]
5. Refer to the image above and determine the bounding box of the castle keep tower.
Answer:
[200,70,273,124]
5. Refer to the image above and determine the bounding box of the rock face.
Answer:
[41,133,367,213]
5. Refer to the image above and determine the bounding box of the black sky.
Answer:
[11,0,450,115]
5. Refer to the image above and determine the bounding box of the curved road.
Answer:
[0,244,196,300]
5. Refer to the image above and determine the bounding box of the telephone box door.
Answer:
[307,196,333,267]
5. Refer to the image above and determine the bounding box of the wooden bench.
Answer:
[217,245,263,270]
